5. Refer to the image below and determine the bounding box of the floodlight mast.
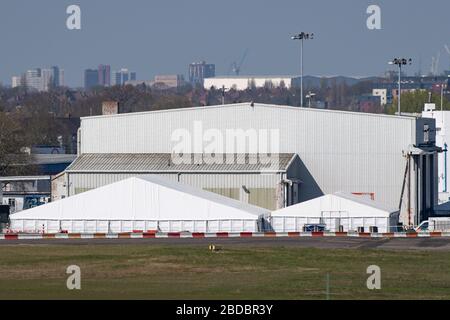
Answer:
[221,85,229,105]
[441,82,446,112]
[292,32,314,107]
[306,91,316,108]
[389,58,412,115]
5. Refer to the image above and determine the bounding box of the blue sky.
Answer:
[0,0,449,87]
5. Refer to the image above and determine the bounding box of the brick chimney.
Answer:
[102,101,119,115]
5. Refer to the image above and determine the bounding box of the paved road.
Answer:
[2,237,450,250]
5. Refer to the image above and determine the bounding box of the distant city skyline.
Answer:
[1,0,450,87]
[112,68,137,86]
[12,66,64,91]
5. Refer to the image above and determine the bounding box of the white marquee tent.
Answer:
[270,192,400,233]
[9,176,270,233]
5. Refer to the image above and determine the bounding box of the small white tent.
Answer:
[271,192,399,233]
[10,176,270,233]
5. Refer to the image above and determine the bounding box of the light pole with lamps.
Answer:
[388,58,412,115]
[306,91,316,108]
[292,32,314,107]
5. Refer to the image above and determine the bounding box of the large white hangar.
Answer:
[10,175,270,234]
[67,103,438,226]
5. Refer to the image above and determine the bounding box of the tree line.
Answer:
[0,81,448,175]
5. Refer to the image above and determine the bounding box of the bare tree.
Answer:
[0,112,31,176]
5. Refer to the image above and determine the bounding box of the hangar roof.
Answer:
[80,102,418,121]
[66,153,297,173]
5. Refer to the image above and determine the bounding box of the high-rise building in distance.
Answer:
[50,66,65,88]
[98,64,111,87]
[84,69,99,90]
[25,68,43,91]
[112,68,137,86]
[189,61,215,85]
[18,66,64,91]
[11,75,24,88]
[84,65,111,90]
[41,68,54,91]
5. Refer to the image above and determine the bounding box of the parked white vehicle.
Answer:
[415,217,450,232]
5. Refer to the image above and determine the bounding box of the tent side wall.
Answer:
[9,218,267,233]
[270,193,400,233]
[8,176,271,233]
[270,216,393,233]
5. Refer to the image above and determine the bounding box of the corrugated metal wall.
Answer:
[79,104,418,210]
[68,172,282,210]
[69,173,176,195]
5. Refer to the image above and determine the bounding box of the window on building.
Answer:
[8,198,16,210]
[424,124,430,143]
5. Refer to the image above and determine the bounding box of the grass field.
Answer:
[0,244,449,300]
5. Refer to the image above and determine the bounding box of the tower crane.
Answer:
[431,51,441,76]
[229,50,248,76]
[445,45,450,70]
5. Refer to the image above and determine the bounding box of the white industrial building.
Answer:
[372,89,388,105]
[10,175,270,234]
[422,103,450,203]
[0,176,51,213]
[204,76,301,90]
[62,102,437,227]
[270,192,400,233]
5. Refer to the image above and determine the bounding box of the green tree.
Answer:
[386,90,450,115]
